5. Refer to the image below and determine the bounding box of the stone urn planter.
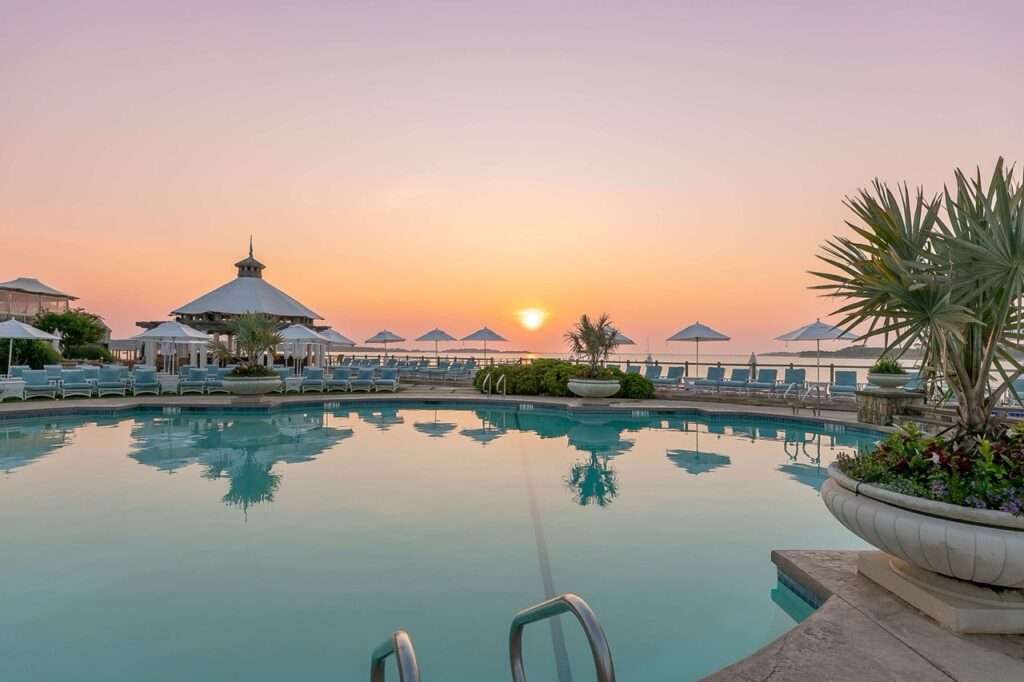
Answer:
[567,378,621,399]
[222,376,282,396]
[822,463,1024,588]
[866,372,912,389]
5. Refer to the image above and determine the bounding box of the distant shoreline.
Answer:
[762,345,922,360]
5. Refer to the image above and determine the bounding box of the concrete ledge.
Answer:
[705,550,1024,681]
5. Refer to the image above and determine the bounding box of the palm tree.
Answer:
[209,312,283,376]
[813,158,1024,443]
[564,313,621,377]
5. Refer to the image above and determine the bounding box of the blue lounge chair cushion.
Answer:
[694,367,726,386]
[721,368,750,388]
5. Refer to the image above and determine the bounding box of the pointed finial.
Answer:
[249,235,253,258]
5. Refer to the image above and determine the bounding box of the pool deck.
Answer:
[707,550,1024,681]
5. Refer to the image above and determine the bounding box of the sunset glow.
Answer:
[517,308,547,331]
[2,2,1021,352]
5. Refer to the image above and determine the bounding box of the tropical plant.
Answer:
[813,158,1024,443]
[0,339,61,372]
[564,313,621,378]
[65,343,113,362]
[34,309,107,350]
[869,356,905,375]
[209,313,283,377]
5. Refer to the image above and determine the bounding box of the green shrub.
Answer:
[65,343,113,362]
[475,360,654,399]
[34,309,107,349]
[869,356,905,374]
[228,365,278,378]
[0,340,62,372]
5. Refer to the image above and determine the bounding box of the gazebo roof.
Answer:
[0,277,77,300]
[171,243,321,320]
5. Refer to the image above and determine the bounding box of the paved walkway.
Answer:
[707,551,1024,681]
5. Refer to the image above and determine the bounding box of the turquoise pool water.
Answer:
[0,405,874,681]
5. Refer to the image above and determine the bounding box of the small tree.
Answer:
[813,158,1024,443]
[209,313,283,377]
[564,313,621,378]
[34,309,106,351]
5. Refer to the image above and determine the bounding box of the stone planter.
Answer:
[222,376,282,396]
[866,372,911,389]
[567,378,621,399]
[822,464,1024,588]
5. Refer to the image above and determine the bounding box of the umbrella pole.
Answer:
[816,339,822,403]
[695,339,700,377]
[7,338,12,375]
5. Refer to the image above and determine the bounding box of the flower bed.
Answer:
[837,423,1024,515]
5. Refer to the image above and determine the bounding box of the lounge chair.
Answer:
[96,367,128,397]
[643,365,662,381]
[376,367,400,392]
[179,368,208,395]
[300,367,326,393]
[132,369,161,396]
[349,367,375,392]
[694,366,726,391]
[327,367,351,392]
[829,370,859,399]
[60,369,94,398]
[22,370,57,400]
[626,365,641,375]
[425,360,450,379]
[748,368,778,394]
[652,366,684,389]
[7,365,30,379]
[720,368,750,391]
[270,367,291,393]
[445,362,468,381]
[205,366,229,395]
[44,364,64,383]
[606,363,620,371]
[781,368,807,397]
[78,365,100,385]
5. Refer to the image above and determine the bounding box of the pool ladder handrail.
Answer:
[481,372,507,396]
[370,630,420,682]
[509,593,615,682]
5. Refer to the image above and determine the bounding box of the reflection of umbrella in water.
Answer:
[0,422,72,474]
[665,425,731,476]
[357,407,405,431]
[413,409,457,438]
[566,422,633,457]
[778,462,827,492]
[460,409,509,446]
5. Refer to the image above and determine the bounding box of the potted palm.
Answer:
[814,158,1024,598]
[865,356,910,389]
[210,313,284,396]
[565,313,622,399]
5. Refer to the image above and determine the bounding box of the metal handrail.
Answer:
[496,373,507,396]
[370,630,420,682]
[509,593,615,682]
[482,372,493,394]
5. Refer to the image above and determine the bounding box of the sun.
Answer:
[517,308,547,331]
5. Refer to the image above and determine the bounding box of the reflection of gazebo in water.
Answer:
[665,422,732,476]
[128,412,351,513]
[0,422,73,474]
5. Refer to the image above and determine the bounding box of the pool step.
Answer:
[370,592,615,681]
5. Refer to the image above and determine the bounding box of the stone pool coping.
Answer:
[706,550,1024,681]
[0,388,878,433]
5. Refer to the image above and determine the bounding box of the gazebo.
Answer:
[136,241,322,352]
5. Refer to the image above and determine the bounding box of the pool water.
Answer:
[0,405,874,681]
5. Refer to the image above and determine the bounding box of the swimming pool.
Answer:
[0,404,875,681]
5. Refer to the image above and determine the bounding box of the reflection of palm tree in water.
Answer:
[204,450,281,517]
[566,454,618,507]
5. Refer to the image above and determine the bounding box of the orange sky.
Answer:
[3,2,1022,352]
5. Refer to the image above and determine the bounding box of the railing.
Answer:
[370,630,420,682]
[509,593,615,682]
[495,373,507,396]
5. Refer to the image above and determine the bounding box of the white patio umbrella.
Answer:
[365,330,405,358]
[320,328,356,348]
[775,319,858,385]
[131,321,211,373]
[280,324,331,372]
[417,328,457,357]
[0,319,60,374]
[462,326,507,360]
[667,322,730,375]
[612,331,636,345]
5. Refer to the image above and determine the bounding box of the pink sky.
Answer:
[2,1,1022,352]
